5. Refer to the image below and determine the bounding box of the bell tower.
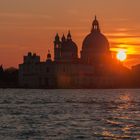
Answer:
[54,33,61,61]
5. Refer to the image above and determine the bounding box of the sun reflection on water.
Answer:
[119,94,131,102]
[118,94,132,109]
[102,93,135,139]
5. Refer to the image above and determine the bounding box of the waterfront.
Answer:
[0,89,140,140]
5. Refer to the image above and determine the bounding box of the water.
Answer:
[0,89,140,140]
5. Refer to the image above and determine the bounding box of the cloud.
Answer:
[0,12,51,19]
[107,34,140,39]
[110,42,140,47]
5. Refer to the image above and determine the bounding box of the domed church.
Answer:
[54,31,78,62]
[81,16,111,65]
[19,16,130,88]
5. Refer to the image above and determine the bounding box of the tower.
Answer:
[61,34,66,42]
[54,33,61,61]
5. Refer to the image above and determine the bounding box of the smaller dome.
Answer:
[61,40,77,52]
[47,50,52,61]
[61,31,78,52]
[61,31,78,61]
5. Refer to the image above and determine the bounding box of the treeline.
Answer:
[0,65,18,88]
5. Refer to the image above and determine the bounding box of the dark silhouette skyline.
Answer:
[17,17,140,89]
[0,17,140,88]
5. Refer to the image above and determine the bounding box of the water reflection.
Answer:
[0,89,140,139]
[118,94,132,109]
[102,93,136,139]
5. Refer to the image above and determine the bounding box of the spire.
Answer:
[95,15,97,20]
[67,30,72,40]
[55,33,60,42]
[91,15,100,32]
[47,49,52,60]
[56,33,59,37]
[61,34,66,42]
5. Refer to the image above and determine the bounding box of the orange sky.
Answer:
[0,0,140,68]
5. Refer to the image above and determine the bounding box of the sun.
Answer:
[117,50,127,61]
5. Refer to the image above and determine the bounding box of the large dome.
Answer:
[82,31,110,53]
[81,16,111,64]
[82,16,110,53]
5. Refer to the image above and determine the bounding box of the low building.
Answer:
[132,64,140,87]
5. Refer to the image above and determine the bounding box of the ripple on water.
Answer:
[0,89,139,139]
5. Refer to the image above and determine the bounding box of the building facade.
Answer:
[19,17,130,88]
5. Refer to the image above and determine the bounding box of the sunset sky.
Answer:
[0,0,140,68]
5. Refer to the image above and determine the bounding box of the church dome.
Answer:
[60,31,78,61]
[62,40,77,52]
[82,16,110,53]
[61,31,78,52]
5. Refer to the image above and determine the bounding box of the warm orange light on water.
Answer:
[117,50,127,61]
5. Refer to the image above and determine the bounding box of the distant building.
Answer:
[0,65,4,84]
[19,17,131,88]
[132,64,140,87]
[132,64,140,74]
[0,65,18,88]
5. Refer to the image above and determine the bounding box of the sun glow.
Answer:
[117,50,127,61]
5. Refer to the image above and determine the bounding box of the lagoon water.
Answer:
[0,89,140,140]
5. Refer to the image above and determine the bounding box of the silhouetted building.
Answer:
[19,16,131,88]
[0,65,4,84]
[132,64,140,87]
[81,16,111,65]
[0,65,18,88]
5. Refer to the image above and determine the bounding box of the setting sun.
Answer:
[117,50,127,61]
